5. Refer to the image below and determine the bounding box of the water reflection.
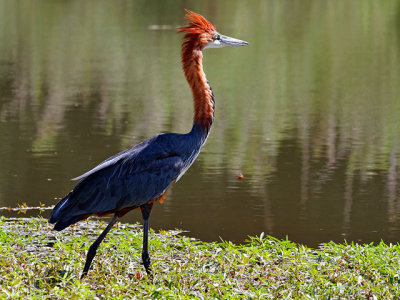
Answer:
[1,0,400,247]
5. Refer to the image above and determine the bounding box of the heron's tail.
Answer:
[49,192,84,231]
[49,192,71,223]
[51,215,84,231]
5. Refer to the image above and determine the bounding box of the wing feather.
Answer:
[49,134,186,225]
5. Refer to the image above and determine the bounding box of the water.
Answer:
[1,0,400,247]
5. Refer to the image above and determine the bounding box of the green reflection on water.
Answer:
[1,0,400,245]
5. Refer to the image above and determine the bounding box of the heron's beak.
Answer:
[205,33,248,49]
[219,34,248,47]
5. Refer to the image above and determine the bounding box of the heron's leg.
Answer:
[140,202,154,277]
[81,214,119,279]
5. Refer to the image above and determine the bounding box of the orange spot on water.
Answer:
[237,173,247,179]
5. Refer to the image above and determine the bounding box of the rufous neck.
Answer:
[182,44,214,132]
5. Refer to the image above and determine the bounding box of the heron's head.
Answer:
[178,10,248,51]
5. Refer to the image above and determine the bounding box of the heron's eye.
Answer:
[213,33,221,41]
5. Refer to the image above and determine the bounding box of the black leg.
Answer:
[81,214,119,279]
[140,203,153,278]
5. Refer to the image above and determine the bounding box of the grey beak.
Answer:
[220,34,248,47]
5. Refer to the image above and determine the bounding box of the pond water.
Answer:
[1,0,400,247]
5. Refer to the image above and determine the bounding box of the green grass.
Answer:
[0,217,400,298]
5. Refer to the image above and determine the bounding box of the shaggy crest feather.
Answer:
[177,9,216,35]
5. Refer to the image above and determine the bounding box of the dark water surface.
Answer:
[1,0,400,247]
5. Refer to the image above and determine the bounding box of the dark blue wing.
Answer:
[49,133,185,230]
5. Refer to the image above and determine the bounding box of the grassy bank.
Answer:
[0,217,399,298]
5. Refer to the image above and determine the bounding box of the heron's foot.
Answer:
[80,271,88,280]
[142,251,153,279]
